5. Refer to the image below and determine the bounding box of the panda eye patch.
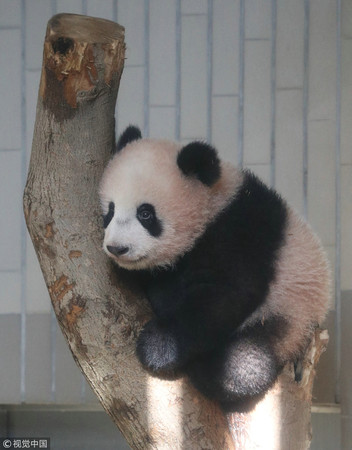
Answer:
[137,203,163,237]
[103,201,115,228]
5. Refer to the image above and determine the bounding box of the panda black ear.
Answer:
[177,141,221,186]
[115,125,142,153]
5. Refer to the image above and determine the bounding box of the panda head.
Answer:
[99,126,238,270]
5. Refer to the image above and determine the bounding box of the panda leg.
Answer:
[186,318,287,409]
[136,318,188,373]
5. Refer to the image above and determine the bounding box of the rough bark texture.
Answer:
[24,13,328,450]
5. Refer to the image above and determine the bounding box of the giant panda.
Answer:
[99,125,331,409]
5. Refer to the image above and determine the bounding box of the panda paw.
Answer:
[136,320,182,372]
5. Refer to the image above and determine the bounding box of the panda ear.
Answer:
[177,141,221,186]
[115,125,142,153]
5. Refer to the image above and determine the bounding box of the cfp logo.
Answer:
[1,439,50,449]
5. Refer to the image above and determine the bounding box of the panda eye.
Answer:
[137,204,154,222]
[140,210,152,220]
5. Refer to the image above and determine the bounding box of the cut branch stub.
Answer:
[40,13,124,117]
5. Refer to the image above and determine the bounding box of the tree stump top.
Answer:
[40,13,125,120]
[47,13,125,44]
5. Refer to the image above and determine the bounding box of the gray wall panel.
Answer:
[0,315,21,403]
[25,314,52,403]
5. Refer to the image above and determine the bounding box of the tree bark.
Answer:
[23,13,233,449]
[24,13,328,450]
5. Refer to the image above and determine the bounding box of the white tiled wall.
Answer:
[149,0,177,107]
[275,89,304,213]
[243,40,271,166]
[341,166,352,291]
[0,30,22,150]
[212,1,239,96]
[0,0,21,26]
[0,152,22,272]
[276,0,304,89]
[0,1,350,446]
[309,0,337,122]
[181,14,208,139]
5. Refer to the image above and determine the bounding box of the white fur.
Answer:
[100,138,242,270]
[239,207,331,362]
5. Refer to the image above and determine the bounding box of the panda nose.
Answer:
[107,245,130,257]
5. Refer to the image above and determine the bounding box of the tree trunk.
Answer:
[24,13,328,450]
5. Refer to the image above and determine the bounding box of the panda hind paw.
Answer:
[136,320,182,372]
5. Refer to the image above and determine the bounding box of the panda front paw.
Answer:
[136,320,181,372]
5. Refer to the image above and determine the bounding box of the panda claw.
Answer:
[294,359,303,383]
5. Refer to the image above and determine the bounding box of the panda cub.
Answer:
[99,125,330,408]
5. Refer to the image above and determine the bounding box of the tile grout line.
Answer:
[81,0,87,16]
[175,0,182,141]
[144,0,150,137]
[20,0,27,404]
[302,0,310,219]
[270,0,277,188]
[238,0,245,168]
[207,0,213,144]
[334,0,342,406]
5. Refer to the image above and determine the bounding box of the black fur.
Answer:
[186,317,287,408]
[177,141,221,186]
[103,201,115,228]
[132,170,288,407]
[116,125,142,153]
[136,203,163,237]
